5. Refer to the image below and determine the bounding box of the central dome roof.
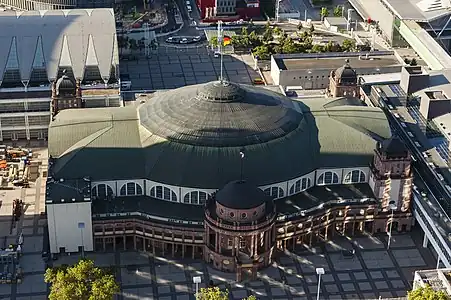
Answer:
[139,81,304,147]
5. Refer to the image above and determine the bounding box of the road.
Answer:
[371,91,451,264]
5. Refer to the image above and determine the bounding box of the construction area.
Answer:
[0,147,47,285]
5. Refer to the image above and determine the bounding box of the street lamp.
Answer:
[316,267,325,300]
[387,203,397,250]
[193,276,201,299]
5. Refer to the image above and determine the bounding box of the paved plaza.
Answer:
[119,47,260,90]
[0,228,430,300]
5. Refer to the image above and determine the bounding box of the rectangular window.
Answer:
[156,186,163,198]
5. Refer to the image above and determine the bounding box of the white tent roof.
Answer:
[0,8,118,83]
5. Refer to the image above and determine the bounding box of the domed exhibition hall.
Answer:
[46,73,414,280]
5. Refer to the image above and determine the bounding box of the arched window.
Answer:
[150,186,177,202]
[317,171,339,185]
[91,184,114,199]
[182,191,208,205]
[119,182,143,196]
[344,170,366,184]
[263,186,284,199]
[289,178,312,195]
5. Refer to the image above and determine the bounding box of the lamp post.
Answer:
[316,267,325,300]
[387,203,397,250]
[193,276,201,299]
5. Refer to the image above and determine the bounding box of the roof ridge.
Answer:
[53,125,113,175]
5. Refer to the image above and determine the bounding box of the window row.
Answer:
[289,177,312,195]
[92,169,366,201]
[183,191,207,205]
[150,186,178,202]
[263,186,284,199]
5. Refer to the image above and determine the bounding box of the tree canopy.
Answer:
[408,284,450,300]
[197,287,257,300]
[45,259,120,300]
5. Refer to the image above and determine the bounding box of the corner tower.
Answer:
[204,180,277,282]
[369,137,413,212]
[329,59,360,98]
[51,70,83,118]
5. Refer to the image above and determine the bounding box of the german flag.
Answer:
[223,35,231,46]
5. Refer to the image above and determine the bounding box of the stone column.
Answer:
[423,233,429,248]
[133,236,137,250]
[251,235,255,256]
[215,232,219,252]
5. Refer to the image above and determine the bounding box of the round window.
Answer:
[241,213,247,219]
[223,259,230,265]
[230,212,235,217]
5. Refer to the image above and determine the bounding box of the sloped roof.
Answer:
[48,82,391,189]
[0,9,118,83]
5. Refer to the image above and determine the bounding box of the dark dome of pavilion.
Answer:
[55,71,75,96]
[335,60,357,83]
[215,180,272,209]
[138,81,304,147]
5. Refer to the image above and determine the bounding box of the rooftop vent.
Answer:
[417,0,451,12]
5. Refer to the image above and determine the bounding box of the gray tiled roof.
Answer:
[0,9,118,82]
[48,82,391,189]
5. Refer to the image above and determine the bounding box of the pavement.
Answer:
[38,228,434,300]
[119,47,260,91]
[0,148,49,300]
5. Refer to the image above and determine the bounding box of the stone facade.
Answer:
[328,60,360,98]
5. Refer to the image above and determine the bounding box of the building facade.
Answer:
[198,0,260,21]
[46,80,414,280]
[0,0,114,11]
[0,9,120,141]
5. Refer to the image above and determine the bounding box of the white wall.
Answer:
[47,202,93,254]
[270,56,281,85]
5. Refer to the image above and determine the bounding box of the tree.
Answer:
[209,36,218,47]
[297,22,303,31]
[408,284,449,300]
[311,44,324,53]
[282,37,299,54]
[333,5,343,17]
[341,39,356,52]
[320,7,329,20]
[45,259,120,300]
[310,24,315,33]
[262,26,274,42]
[273,26,283,36]
[253,45,271,60]
[197,287,257,300]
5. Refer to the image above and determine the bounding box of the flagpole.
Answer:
[240,148,245,181]
[218,21,224,83]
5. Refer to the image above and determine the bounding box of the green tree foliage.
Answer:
[310,24,315,33]
[262,26,274,42]
[320,7,329,20]
[407,284,450,300]
[297,22,303,31]
[333,5,343,17]
[197,287,257,300]
[45,259,120,300]
[209,36,218,47]
[253,45,271,60]
[311,44,324,53]
[273,27,283,36]
[341,39,356,51]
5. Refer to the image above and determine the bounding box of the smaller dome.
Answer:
[55,70,75,96]
[197,81,245,103]
[215,180,272,209]
[335,59,357,84]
